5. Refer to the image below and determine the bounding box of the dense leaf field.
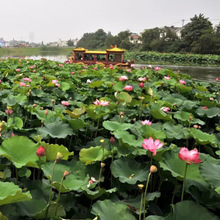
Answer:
[0,58,219,219]
[125,51,220,65]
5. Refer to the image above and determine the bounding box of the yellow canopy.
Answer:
[106,45,126,53]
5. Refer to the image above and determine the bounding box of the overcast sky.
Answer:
[1,0,220,43]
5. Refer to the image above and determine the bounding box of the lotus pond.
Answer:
[0,58,220,220]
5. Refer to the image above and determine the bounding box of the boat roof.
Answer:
[73,45,125,54]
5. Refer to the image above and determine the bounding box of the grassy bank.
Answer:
[0,47,73,57]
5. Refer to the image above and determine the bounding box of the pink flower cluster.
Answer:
[61,101,69,107]
[141,120,152,126]
[93,99,109,106]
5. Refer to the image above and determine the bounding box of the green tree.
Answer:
[67,39,74,47]
[141,28,160,51]
[181,14,213,52]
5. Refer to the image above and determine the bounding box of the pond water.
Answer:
[1,55,219,83]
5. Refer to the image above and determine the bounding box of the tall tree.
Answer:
[181,14,213,52]
[141,28,160,51]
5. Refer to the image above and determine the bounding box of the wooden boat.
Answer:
[69,45,134,67]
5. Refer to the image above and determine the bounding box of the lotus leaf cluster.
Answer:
[0,58,219,219]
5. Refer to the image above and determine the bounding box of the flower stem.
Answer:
[181,163,188,201]
[55,176,64,216]
[139,192,144,220]
[143,173,151,219]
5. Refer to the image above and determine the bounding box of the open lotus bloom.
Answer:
[178,147,202,164]
[119,75,128,81]
[142,137,164,156]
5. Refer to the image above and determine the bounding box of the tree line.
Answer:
[67,14,220,55]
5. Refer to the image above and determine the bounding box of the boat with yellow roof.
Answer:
[69,45,134,67]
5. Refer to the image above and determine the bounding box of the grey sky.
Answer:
[1,0,220,43]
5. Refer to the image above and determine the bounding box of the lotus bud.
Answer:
[139,82,144,88]
[150,165,158,174]
[45,109,48,116]
[193,125,198,129]
[100,139,104,144]
[101,162,105,168]
[63,170,70,179]
[56,152,63,162]
[36,146,46,157]
[110,136,115,144]
[189,116,193,121]
[138,184,144,189]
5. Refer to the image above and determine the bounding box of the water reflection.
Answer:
[134,64,220,83]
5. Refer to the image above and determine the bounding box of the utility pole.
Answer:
[181,19,185,27]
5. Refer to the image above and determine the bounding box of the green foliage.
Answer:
[0,58,219,219]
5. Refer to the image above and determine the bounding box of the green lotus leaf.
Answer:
[141,125,166,141]
[159,149,206,185]
[91,199,136,220]
[42,159,88,192]
[84,187,117,200]
[32,109,56,121]
[196,107,220,118]
[115,92,132,103]
[200,159,220,193]
[181,100,199,110]
[162,96,183,106]
[31,88,45,97]
[79,146,111,165]
[0,136,39,168]
[174,111,205,125]
[37,119,73,139]
[113,130,142,147]
[162,122,188,140]
[103,121,133,131]
[2,94,27,106]
[34,202,66,219]
[41,142,73,161]
[7,117,23,129]
[0,212,8,220]
[89,80,103,88]
[164,200,219,220]
[66,107,86,119]
[150,105,172,121]
[68,119,86,131]
[111,158,149,184]
[112,81,125,91]
[190,128,217,145]
[176,85,192,94]
[61,81,70,91]
[0,181,32,206]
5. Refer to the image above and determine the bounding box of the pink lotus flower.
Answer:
[93,99,109,106]
[93,67,97,70]
[55,83,60,88]
[126,69,131,72]
[23,77,32,82]
[33,70,36,73]
[45,109,48,116]
[178,147,202,164]
[52,80,58,84]
[59,64,63,67]
[202,106,208,110]
[164,76,170,80]
[138,77,146,82]
[5,109,13,115]
[36,146,46,157]
[16,69,20,72]
[141,120,152,126]
[109,64,114,69]
[124,85,133,91]
[19,82,26,87]
[61,101,69,107]
[216,78,219,81]
[71,72,75,75]
[119,75,128,81]
[0,80,2,84]
[161,107,170,113]
[142,137,164,156]
[154,67,161,71]
[179,80,186,85]
[87,177,98,188]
